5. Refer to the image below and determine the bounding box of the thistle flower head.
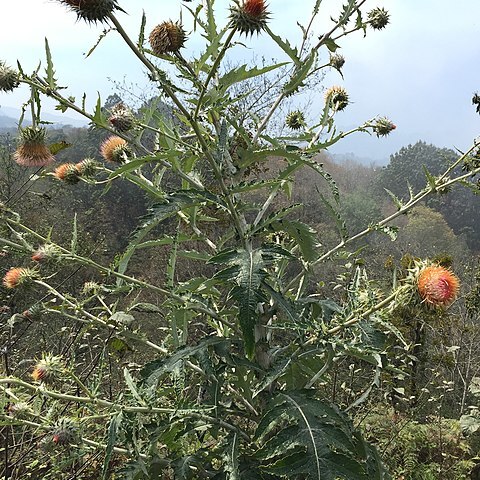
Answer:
[14,127,55,167]
[368,7,390,30]
[2,267,36,289]
[285,110,305,130]
[372,117,396,137]
[100,136,131,163]
[31,244,61,263]
[417,264,460,308]
[109,103,135,132]
[53,163,81,184]
[31,353,64,382]
[0,61,20,92]
[325,86,349,112]
[75,158,97,177]
[7,402,32,419]
[330,53,345,71]
[22,303,44,321]
[82,281,102,295]
[149,21,187,56]
[51,417,79,446]
[56,0,123,24]
[229,0,270,36]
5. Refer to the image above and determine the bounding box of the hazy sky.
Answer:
[1,0,480,162]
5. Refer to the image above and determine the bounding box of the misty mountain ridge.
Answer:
[0,105,89,130]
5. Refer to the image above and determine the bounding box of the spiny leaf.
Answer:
[102,412,123,480]
[44,38,57,89]
[265,26,300,66]
[218,62,288,91]
[283,51,317,96]
[254,390,381,479]
[140,337,227,387]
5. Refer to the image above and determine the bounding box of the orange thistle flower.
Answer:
[14,127,55,167]
[243,0,266,17]
[2,267,34,289]
[229,0,270,36]
[31,353,63,383]
[417,265,460,308]
[100,136,131,163]
[53,163,80,184]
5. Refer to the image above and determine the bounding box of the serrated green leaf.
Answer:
[283,51,317,95]
[102,412,123,480]
[218,62,288,90]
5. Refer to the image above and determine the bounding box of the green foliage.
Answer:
[2,2,480,480]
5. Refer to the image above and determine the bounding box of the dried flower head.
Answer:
[368,7,390,30]
[53,163,81,184]
[31,353,64,382]
[75,158,97,177]
[325,86,349,112]
[285,110,305,130]
[2,267,36,289]
[14,127,55,167]
[100,136,131,163]
[51,417,79,446]
[417,265,460,308]
[330,53,345,71]
[0,61,20,92]
[229,0,270,36]
[149,21,187,56]
[56,0,124,23]
[372,117,396,137]
[109,103,135,132]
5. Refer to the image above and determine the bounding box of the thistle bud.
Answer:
[372,117,396,137]
[53,163,81,184]
[0,61,20,92]
[22,303,44,321]
[2,267,37,289]
[56,0,123,24]
[51,417,79,446]
[31,353,64,383]
[325,86,349,112]
[368,7,390,30]
[31,244,61,263]
[100,136,131,163]
[75,158,97,177]
[330,54,345,71]
[149,21,187,56]
[7,402,32,419]
[229,0,270,36]
[417,265,460,308]
[285,110,305,130]
[109,103,135,132]
[14,127,55,167]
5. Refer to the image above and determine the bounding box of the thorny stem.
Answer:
[193,27,237,120]
[2,217,235,328]
[109,14,247,245]
[0,378,250,442]
[284,151,480,294]
[0,414,152,461]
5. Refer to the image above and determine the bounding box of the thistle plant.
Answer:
[1,1,479,479]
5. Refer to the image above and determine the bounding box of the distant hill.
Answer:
[0,105,89,130]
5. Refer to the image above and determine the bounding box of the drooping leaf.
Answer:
[254,390,386,480]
